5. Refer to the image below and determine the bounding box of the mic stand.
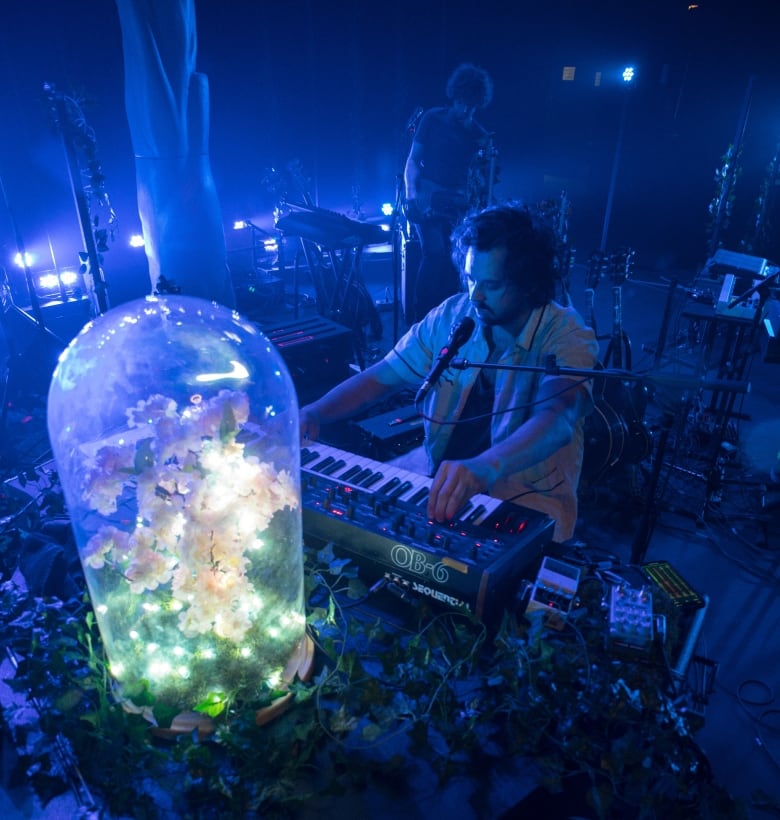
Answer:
[391,108,423,342]
[450,355,752,565]
[452,354,626,381]
[391,173,405,344]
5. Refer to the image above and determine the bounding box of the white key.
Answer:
[302,442,503,525]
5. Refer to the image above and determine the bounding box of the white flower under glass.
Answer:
[47,295,307,723]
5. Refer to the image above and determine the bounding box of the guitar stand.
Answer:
[679,277,774,518]
[1,171,70,443]
[0,303,66,444]
[296,238,383,371]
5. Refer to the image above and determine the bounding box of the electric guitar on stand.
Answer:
[582,254,627,481]
[582,249,651,481]
[601,249,652,467]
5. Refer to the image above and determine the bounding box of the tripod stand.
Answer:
[0,170,68,449]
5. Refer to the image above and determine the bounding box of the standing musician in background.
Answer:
[300,203,600,543]
[403,62,496,324]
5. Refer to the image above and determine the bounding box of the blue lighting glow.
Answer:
[14,251,34,268]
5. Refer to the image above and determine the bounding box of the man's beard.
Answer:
[475,306,500,326]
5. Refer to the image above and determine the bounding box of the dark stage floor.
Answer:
[1,244,779,818]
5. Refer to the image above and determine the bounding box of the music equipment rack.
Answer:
[275,203,387,364]
[300,442,555,623]
[276,204,388,249]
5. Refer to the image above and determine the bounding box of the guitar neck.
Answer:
[585,287,597,332]
[610,284,625,370]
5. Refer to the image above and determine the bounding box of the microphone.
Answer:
[415,316,476,404]
[406,106,424,134]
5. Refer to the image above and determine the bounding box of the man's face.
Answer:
[465,246,530,334]
[452,100,477,123]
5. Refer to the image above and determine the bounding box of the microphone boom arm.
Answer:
[450,356,751,395]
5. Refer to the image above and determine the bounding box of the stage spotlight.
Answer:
[36,268,84,301]
[38,273,59,291]
[129,234,145,248]
[14,251,34,268]
[622,65,636,84]
[381,203,393,217]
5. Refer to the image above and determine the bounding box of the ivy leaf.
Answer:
[153,701,184,728]
[329,705,358,734]
[346,576,368,599]
[326,557,353,576]
[9,610,36,630]
[316,543,336,565]
[121,678,155,707]
[194,691,228,718]
[361,721,383,742]
[54,687,85,713]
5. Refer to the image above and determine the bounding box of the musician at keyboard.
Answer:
[299,203,599,543]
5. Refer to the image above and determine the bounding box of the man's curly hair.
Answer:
[445,63,493,109]
[451,202,558,308]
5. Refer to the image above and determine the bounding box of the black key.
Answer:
[378,477,401,495]
[301,448,321,466]
[350,468,373,485]
[409,487,430,506]
[464,504,487,524]
[322,459,347,476]
[361,471,384,488]
[339,464,362,482]
[389,480,414,499]
[312,456,335,473]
